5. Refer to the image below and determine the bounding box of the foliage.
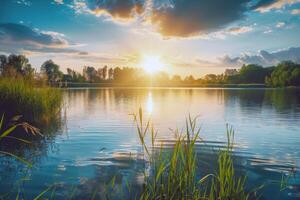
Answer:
[113,67,144,83]
[0,54,34,80]
[133,108,253,200]
[65,68,86,82]
[226,64,274,84]
[2,53,300,88]
[265,61,300,87]
[0,114,41,167]
[41,60,63,83]
[0,78,62,124]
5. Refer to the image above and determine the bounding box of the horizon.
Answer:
[1,0,300,77]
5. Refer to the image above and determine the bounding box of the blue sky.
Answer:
[1,0,300,77]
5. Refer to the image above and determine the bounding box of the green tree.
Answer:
[41,60,63,82]
[239,64,265,83]
[0,54,34,79]
[266,61,300,87]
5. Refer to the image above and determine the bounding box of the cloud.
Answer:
[68,0,299,38]
[71,0,144,22]
[276,21,286,28]
[0,23,83,55]
[0,23,137,66]
[226,26,253,35]
[14,0,31,6]
[290,8,300,14]
[252,0,300,13]
[263,29,273,33]
[218,47,300,67]
[54,0,64,5]
[169,58,220,68]
[0,23,69,48]
[149,0,253,37]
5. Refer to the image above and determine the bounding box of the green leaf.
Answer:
[0,151,32,168]
[0,125,17,138]
[34,186,52,200]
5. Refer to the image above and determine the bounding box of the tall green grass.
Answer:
[133,108,254,200]
[0,78,62,124]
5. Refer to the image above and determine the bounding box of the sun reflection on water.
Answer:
[146,92,153,114]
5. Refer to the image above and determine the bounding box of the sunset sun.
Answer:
[141,55,165,74]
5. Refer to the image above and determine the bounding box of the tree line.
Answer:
[0,54,300,87]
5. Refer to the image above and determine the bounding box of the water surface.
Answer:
[0,88,300,199]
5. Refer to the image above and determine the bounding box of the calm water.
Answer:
[1,88,300,199]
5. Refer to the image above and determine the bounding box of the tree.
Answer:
[204,74,217,83]
[41,60,63,82]
[184,75,195,84]
[0,54,34,78]
[113,67,141,83]
[266,61,300,87]
[171,75,182,82]
[83,66,98,82]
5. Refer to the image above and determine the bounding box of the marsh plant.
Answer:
[0,108,260,200]
[0,114,40,168]
[133,108,254,200]
[0,78,62,124]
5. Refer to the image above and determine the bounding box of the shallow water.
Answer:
[0,88,300,199]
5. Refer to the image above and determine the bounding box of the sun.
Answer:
[141,55,165,74]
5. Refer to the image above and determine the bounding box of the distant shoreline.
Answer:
[55,82,265,88]
[56,83,300,89]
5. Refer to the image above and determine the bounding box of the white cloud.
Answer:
[290,9,300,14]
[263,29,273,34]
[255,0,300,13]
[54,0,64,5]
[276,22,286,28]
[218,47,300,67]
[14,0,31,6]
[227,26,253,35]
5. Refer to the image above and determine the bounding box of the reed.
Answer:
[133,108,253,200]
[0,78,62,124]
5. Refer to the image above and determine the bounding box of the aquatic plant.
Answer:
[0,114,40,167]
[133,108,253,200]
[0,78,62,124]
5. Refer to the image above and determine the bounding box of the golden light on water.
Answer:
[141,55,165,74]
[146,91,153,114]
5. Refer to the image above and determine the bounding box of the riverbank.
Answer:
[56,82,268,88]
[0,78,62,124]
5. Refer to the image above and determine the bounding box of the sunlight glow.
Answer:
[141,55,165,74]
[146,92,153,114]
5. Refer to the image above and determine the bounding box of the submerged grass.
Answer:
[0,78,62,124]
[133,108,255,200]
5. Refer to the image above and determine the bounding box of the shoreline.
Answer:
[54,82,300,89]
[57,82,267,88]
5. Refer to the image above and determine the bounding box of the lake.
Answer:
[0,88,300,199]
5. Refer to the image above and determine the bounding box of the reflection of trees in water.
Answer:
[222,89,300,115]
[223,89,266,108]
[264,89,300,113]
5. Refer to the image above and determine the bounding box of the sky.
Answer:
[1,0,300,77]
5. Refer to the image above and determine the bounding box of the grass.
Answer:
[0,106,264,199]
[133,108,255,200]
[0,78,62,124]
[0,114,41,168]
